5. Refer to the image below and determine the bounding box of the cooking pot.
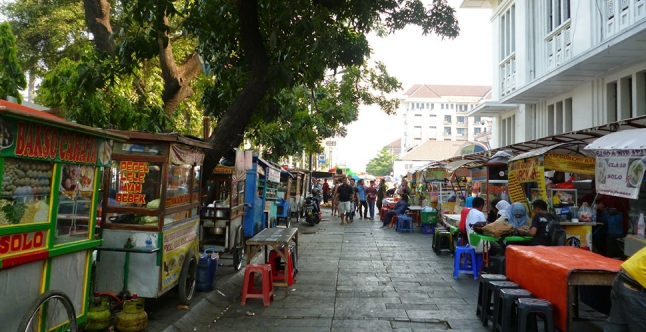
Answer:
[210,227,225,235]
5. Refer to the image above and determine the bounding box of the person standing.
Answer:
[334,177,354,225]
[349,178,359,222]
[377,179,387,215]
[366,180,378,220]
[604,246,646,331]
[398,179,411,196]
[322,179,330,205]
[357,179,368,219]
[331,179,341,216]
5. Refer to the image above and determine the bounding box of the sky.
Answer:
[332,0,493,173]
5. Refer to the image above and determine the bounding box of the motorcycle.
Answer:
[303,194,321,226]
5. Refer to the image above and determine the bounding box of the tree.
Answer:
[0,22,27,103]
[366,147,396,176]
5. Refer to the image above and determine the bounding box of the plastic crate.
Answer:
[421,211,438,225]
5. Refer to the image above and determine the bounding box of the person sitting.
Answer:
[465,197,487,253]
[487,198,501,223]
[488,202,528,256]
[495,200,511,219]
[518,199,558,246]
[380,194,410,229]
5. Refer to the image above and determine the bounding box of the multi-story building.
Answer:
[400,84,493,152]
[463,0,646,148]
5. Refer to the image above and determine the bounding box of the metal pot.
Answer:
[208,227,224,235]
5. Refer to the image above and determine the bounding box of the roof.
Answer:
[402,84,492,99]
[399,140,473,161]
[385,138,401,148]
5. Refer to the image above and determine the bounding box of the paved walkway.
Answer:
[161,208,607,331]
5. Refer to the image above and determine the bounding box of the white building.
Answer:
[400,84,493,152]
[463,0,646,148]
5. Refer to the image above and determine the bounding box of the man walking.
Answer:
[322,179,330,205]
[366,180,378,220]
[334,177,355,225]
[357,179,368,219]
[377,179,387,215]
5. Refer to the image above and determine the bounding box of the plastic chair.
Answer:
[241,264,274,306]
[433,229,454,255]
[269,246,295,286]
[516,298,555,332]
[453,238,480,280]
[397,214,414,233]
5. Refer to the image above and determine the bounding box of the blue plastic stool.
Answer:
[453,238,480,280]
[397,214,414,233]
[422,224,435,234]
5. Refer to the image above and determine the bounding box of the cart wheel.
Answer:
[18,290,78,332]
[232,226,244,271]
[178,250,197,305]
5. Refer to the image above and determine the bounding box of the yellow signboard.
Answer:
[508,157,547,204]
[161,217,199,291]
[544,154,595,175]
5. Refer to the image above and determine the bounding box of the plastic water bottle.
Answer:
[637,213,645,238]
[591,203,597,223]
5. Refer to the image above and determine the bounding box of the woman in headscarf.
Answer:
[495,200,511,218]
[504,202,530,229]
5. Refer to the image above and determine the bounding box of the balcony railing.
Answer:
[606,0,646,38]
[500,53,516,97]
[545,21,571,71]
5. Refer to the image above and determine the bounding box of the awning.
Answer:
[509,143,594,162]
[311,171,334,179]
[442,115,646,165]
[585,128,646,150]
[467,102,519,117]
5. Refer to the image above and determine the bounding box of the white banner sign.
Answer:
[595,150,646,199]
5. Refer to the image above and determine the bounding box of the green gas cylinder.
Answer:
[82,293,111,331]
[115,294,148,332]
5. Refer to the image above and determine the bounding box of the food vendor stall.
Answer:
[585,128,646,255]
[95,131,212,304]
[288,169,308,220]
[0,100,124,331]
[244,156,283,236]
[507,144,597,249]
[200,149,248,270]
[469,151,512,213]
[424,165,456,214]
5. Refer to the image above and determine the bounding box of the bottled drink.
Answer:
[591,203,597,223]
[638,213,645,238]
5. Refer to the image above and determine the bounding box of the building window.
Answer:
[474,128,481,134]
[429,126,436,129]
[444,115,451,123]
[457,116,466,124]
[431,103,435,110]
[548,0,570,33]
[450,104,454,110]
[474,116,481,123]
[500,4,516,61]
[441,104,445,110]
[444,127,451,135]
[457,128,467,136]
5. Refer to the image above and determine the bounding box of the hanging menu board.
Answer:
[594,150,646,199]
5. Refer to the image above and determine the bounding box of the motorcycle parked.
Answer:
[303,194,321,226]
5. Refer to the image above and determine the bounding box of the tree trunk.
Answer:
[202,0,271,203]
[83,0,115,54]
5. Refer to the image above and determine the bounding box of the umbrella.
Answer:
[381,176,394,182]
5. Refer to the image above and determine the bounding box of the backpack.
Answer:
[544,214,566,246]
[458,207,472,234]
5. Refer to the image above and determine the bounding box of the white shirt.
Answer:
[465,208,487,253]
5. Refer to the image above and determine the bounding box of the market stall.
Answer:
[244,156,283,236]
[95,131,212,304]
[200,150,248,270]
[0,101,125,331]
[585,128,646,255]
[469,150,512,213]
[507,144,597,249]
[424,165,459,215]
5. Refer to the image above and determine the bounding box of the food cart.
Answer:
[0,100,124,331]
[201,150,248,270]
[288,169,308,221]
[245,156,284,235]
[95,131,211,305]
[584,128,646,255]
[469,151,513,212]
[507,144,597,249]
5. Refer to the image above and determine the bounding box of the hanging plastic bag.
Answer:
[579,203,593,222]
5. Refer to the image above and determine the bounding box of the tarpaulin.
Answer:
[506,246,622,331]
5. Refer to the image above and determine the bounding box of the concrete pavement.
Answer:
[159,207,607,332]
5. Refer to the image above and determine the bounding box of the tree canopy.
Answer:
[0,22,27,103]
[366,147,397,176]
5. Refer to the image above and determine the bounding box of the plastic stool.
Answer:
[483,281,520,327]
[517,298,555,332]
[380,207,389,221]
[477,274,507,319]
[494,288,533,332]
[269,246,295,286]
[397,214,414,233]
[421,224,435,234]
[388,214,398,228]
[488,255,506,275]
[433,229,454,255]
[453,239,480,280]
[241,264,274,306]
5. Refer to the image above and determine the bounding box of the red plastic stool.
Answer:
[380,207,389,221]
[241,264,274,306]
[269,247,294,286]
